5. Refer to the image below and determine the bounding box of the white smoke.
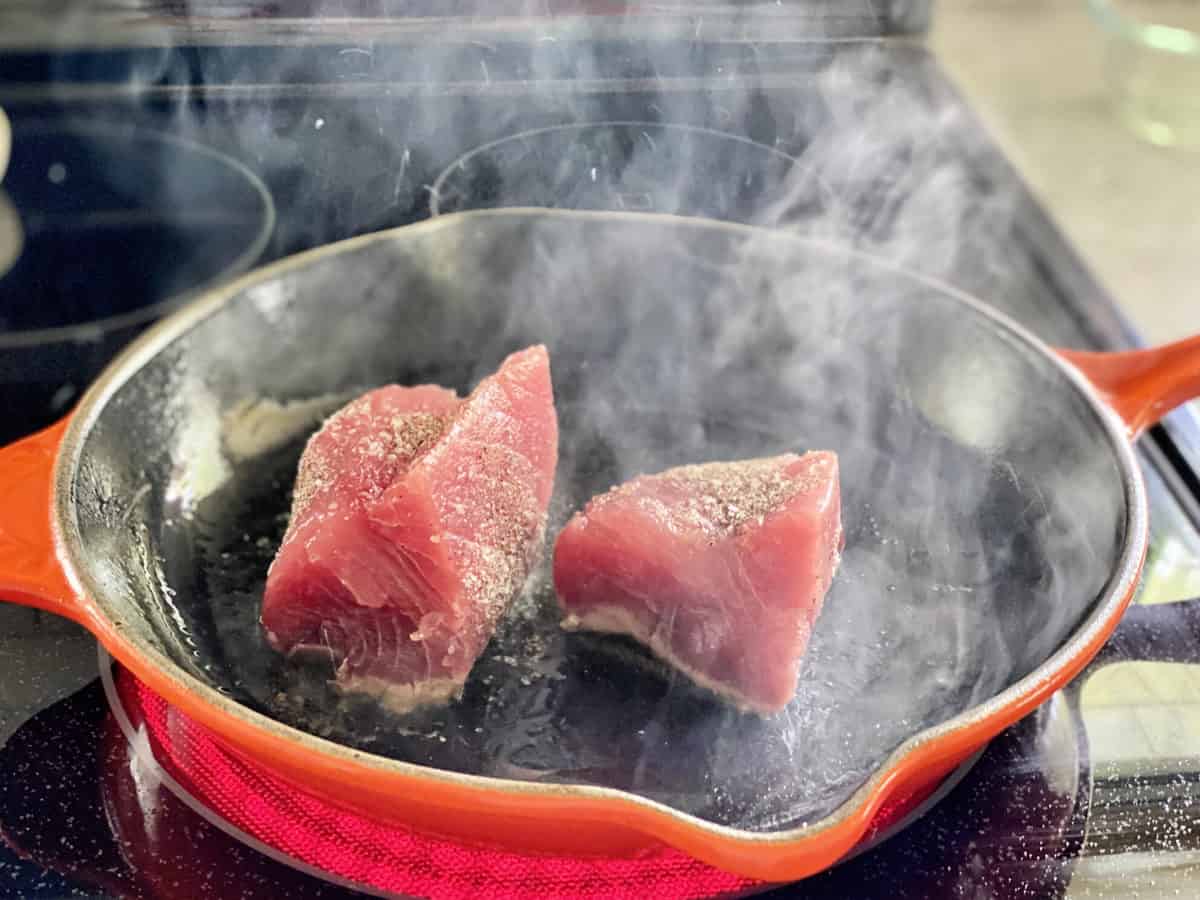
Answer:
[49,2,1130,834]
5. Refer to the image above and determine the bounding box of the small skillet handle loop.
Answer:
[1060,334,1200,439]
[0,419,84,622]
[1092,598,1200,668]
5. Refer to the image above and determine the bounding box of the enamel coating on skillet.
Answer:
[1,209,1198,882]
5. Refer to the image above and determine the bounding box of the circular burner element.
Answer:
[98,648,1001,900]
[0,121,274,442]
[1,121,274,341]
[430,121,800,223]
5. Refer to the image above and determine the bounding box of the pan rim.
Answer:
[51,207,1148,852]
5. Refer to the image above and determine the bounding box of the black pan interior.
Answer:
[68,211,1128,832]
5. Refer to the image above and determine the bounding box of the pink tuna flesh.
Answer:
[552,451,842,715]
[261,346,558,712]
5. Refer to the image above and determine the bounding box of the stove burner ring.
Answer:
[429,121,807,223]
[0,121,275,349]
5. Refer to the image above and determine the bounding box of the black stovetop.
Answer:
[0,662,1089,899]
[2,25,1200,899]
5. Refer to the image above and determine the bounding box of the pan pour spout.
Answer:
[1060,334,1200,438]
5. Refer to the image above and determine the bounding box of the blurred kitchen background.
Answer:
[936,0,1200,348]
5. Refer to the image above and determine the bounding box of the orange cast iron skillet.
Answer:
[0,209,1198,883]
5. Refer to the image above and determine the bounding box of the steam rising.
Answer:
[56,11,1129,833]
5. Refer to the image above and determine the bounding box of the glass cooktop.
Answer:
[1,14,1199,899]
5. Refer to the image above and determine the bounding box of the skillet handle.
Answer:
[0,419,87,624]
[1059,334,1200,438]
[1093,598,1200,667]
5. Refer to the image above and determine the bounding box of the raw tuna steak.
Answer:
[553,452,842,714]
[262,346,558,712]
